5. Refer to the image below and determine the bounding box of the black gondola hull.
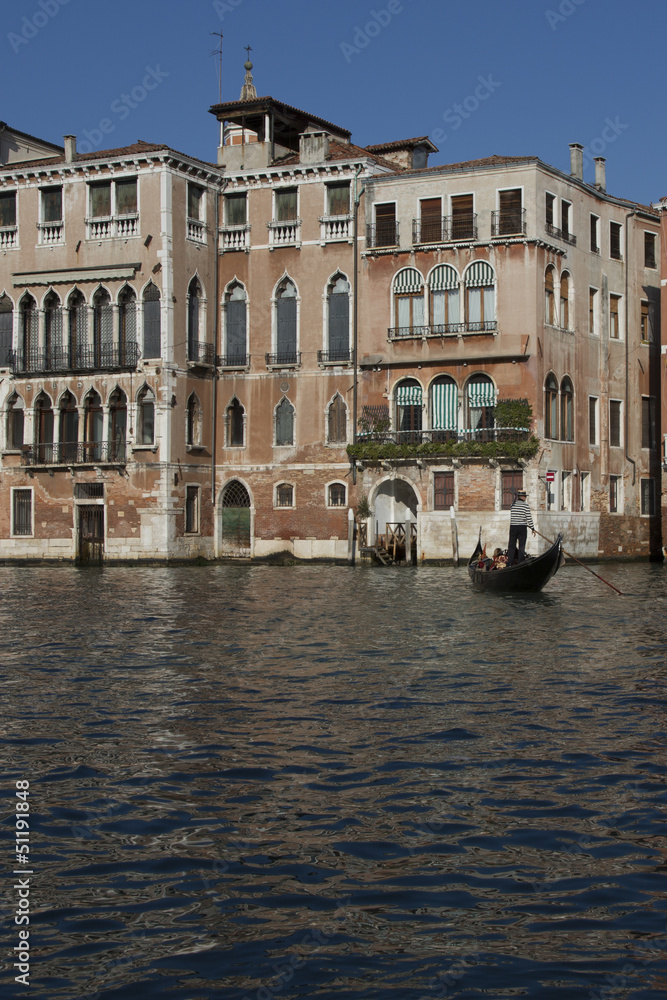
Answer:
[468,533,564,592]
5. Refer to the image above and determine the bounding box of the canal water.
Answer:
[2,561,667,1000]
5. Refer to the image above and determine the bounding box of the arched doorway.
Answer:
[372,478,419,561]
[220,479,251,556]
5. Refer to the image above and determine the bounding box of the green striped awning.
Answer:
[429,264,459,291]
[392,268,423,293]
[431,380,458,429]
[395,382,422,405]
[465,260,495,287]
[467,379,495,406]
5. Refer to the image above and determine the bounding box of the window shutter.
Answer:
[226,299,246,358]
[328,291,349,354]
[276,296,296,355]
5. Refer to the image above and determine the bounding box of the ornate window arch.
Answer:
[187,276,203,361]
[0,294,14,366]
[186,392,203,447]
[326,273,350,361]
[545,265,556,325]
[560,271,571,330]
[59,389,79,461]
[137,384,155,445]
[109,387,127,461]
[394,377,423,441]
[545,373,558,439]
[429,374,458,436]
[118,284,137,357]
[428,264,460,333]
[275,396,295,446]
[392,268,424,334]
[143,282,161,359]
[560,376,574,442]
[43,290,62,367]
[6,392,24,450]
[34,391,54,462]
[274,276,298,362]
[19,292,38,359]
[67,288,87,366]
[463,261,495,331]
[465,374,495,431]
[326,392,347,445]
[224,280,247,364]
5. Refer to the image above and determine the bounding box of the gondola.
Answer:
[468,531,564,593]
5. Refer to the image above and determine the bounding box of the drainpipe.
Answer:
[352,164,364,484]
[625,210,636,486]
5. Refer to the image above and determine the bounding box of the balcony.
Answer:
[86,214,139,240]
[187,218,206,243]
[0,225,18,249]
[219,224,251,252]
[187,341,215,368]
[545,222,576,246]
[388,321,497,340]
[37,221,64,245]
[268,219,301,249]
[320,214,352,242]
[22,440,127,467]
[218,353,250,370]
[317,348,352,365]
[411,214,478,244]
[366,220,399,249]
[349,426,538,462]
[265,351,301,369]
[10,343,140,376]
[491,209,526,238]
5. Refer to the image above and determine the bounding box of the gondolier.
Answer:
[507,489,535,566]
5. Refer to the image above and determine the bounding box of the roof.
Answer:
[0,121,63,154]
[0,140,220,173]
[209,96,351,141]
[274,138,400,172]
[365,136,438,154]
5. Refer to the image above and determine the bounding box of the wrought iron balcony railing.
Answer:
[366,221,399,248]
[411,214,478,244]
[388,321,497,340]
[22,440,128,467]
[10,343,140,375]
[491,209,526,237]
[358,427,531,446]
[265,351,301,368]
[218,353,250,369]
[187,341,215,366]
[545,221,576,246]
[317,348,352,364]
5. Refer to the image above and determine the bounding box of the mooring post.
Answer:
[405,511,412,566]
[450,505,459,567]
[347,507,355,565]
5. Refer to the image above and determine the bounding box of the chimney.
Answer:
[569,143,583,181]
[594,156,606,192]
[63,135,76,162]
[299,129,329,165]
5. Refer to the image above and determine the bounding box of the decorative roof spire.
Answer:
[240,46,256,101]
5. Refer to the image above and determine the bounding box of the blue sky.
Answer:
[4,0,666,205]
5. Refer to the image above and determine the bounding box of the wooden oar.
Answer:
[534,529,623,595]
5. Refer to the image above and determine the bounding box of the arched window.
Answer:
[429,375,458,439]
[560,377,574,441]
[44,291,62,369]
[464,262,495,331]
[225,397,244,448]
[118,285,136,360]
[6,393,24,449]
[59,390,78,462]
[109,387,127,461]
[67,290,87,367]
[20,294,38,361]
[84,389,103,460]
[465,375,495,432]
[393,268,424,334]
[560,272,570,330]
[224,282,247,364]
[137,385,155,445]
[187,277,202,362]
[93,288,112,366]
[327,482,347,507]
[186,392,203,447]
[395,378,422,442]
[0,295,13,366]
[275,397,294,446]
[34,392,54,463]
[143,283,161,359]
[545,374,558,439]
[327,274,350,361]
[276,482,294,507]
[429,265,460,333]
[327,393,347,444]
[275,277,297,363]
[545,266,556,325]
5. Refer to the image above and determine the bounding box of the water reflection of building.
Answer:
[0,61,661,562]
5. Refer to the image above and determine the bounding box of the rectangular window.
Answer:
[609,400,622,448]
[498,188,522,234]
[580,471,590,512]
[641,479,655,516]
[642,396,655,450]
[545,192,555,227]
[276,483,294,507]
[644,232,656,269]
[326,182,350,217]
[589,287,599,336]
[225,192,247,226]
[589,396,598,445]
[188,183,204,220]
[374,202,397,246]
[590,214,599,252]
[609,294,621,339]
[328,483,346,507]
[609,475,620,513]
[185,485,200,533]
[275,187,297,222]
[41,186,62,222]
[116,178,137,215]
[610,221,622,260]
[90,181,111,218]
[12,488,32,536]
[561,199,571,240]
[0,191,17,228]
[434,471,455,510]
[640,301,653,343]
[451,194,474,239]
[419,197,442,242]
[501,470,523,510]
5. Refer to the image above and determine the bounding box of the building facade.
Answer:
[0,73,661,562]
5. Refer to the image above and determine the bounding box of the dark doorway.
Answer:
[78,505,104,564]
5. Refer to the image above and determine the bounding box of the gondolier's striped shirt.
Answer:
[509,499,534,529]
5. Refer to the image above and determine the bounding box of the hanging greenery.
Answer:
[493,398,533,430]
